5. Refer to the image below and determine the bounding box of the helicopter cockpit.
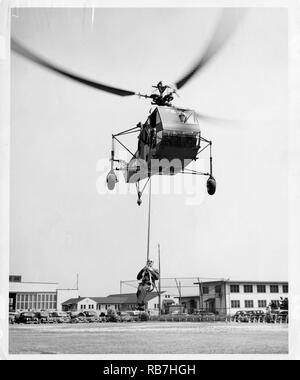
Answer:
[145,107,201,154]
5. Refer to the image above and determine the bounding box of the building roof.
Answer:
[106,292,163,304]
[62,297,90,305]
[11,281,59,285]
[62,292,162,306]
[227,281,288,284]
[193,280,288,285]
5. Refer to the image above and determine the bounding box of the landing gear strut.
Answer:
[137,192,142,206]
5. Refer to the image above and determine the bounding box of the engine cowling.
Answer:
[207,176,216,195]
[106,170,118,190]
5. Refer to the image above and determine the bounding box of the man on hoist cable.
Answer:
[136,260,159,311]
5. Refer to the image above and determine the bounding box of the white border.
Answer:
[1,0,298,361]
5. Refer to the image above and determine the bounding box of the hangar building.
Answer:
[9,275,79,312]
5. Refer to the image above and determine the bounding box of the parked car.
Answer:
[169,311,190,321]
[192,310,215,320]
[17,312,38,324]
[251,310,265,321]
[67,311,85,323]
[232,311,249,322]
[125,311,142,322]
[79,311,99,323]
[35,311,55,324]
[9,312,19,324]
[118,312,133,322]
[277,310,288,322]
[106,311,120,322]
[270,310,288,323]
[171,312,189,316]
[97,312,105,322]
[170,310,186,315]
[69,316,81,323]
[193,310,214,316]
[51,311,70,323]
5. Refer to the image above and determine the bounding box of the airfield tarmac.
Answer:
[9,321,288,355]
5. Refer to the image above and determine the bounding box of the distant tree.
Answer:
[140,312,150,321]
[106,308,118,322]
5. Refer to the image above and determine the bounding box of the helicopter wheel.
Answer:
[207,175,216,195]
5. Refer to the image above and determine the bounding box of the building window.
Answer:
[230,285,240,293]
[270,285,279,293]
[258,300,267,308]
[257,285,266,293]
[244,300,254,308]
[9,275,22,282]
[231,300,240,308]
[215,285,222,295]
[283,285,288,293]
[244,285,253,293]
[202,286,209,294]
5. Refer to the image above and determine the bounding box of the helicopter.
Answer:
[11,9,242,205]
[107,83,216,205]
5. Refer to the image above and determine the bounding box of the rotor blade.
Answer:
[196,112,243,127]
[11,38,136,97]
[175,9,243,90]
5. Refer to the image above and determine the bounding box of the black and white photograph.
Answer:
[0,0,300,363]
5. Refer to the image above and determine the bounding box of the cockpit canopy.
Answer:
[147,106,200,133]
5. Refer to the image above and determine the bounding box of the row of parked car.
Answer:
[9,310,144,324]
[231,309,288,323]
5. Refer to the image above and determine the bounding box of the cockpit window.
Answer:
[156,111,161,125]
[176,109,197,124]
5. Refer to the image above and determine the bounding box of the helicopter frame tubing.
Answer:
[180,136,214,177]
[109,124,149,203]
[111,124,142,160]
[109,129,215,204]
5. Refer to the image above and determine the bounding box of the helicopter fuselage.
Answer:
[124,106,201,183]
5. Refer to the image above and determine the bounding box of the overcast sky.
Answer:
[10,7,288,296]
